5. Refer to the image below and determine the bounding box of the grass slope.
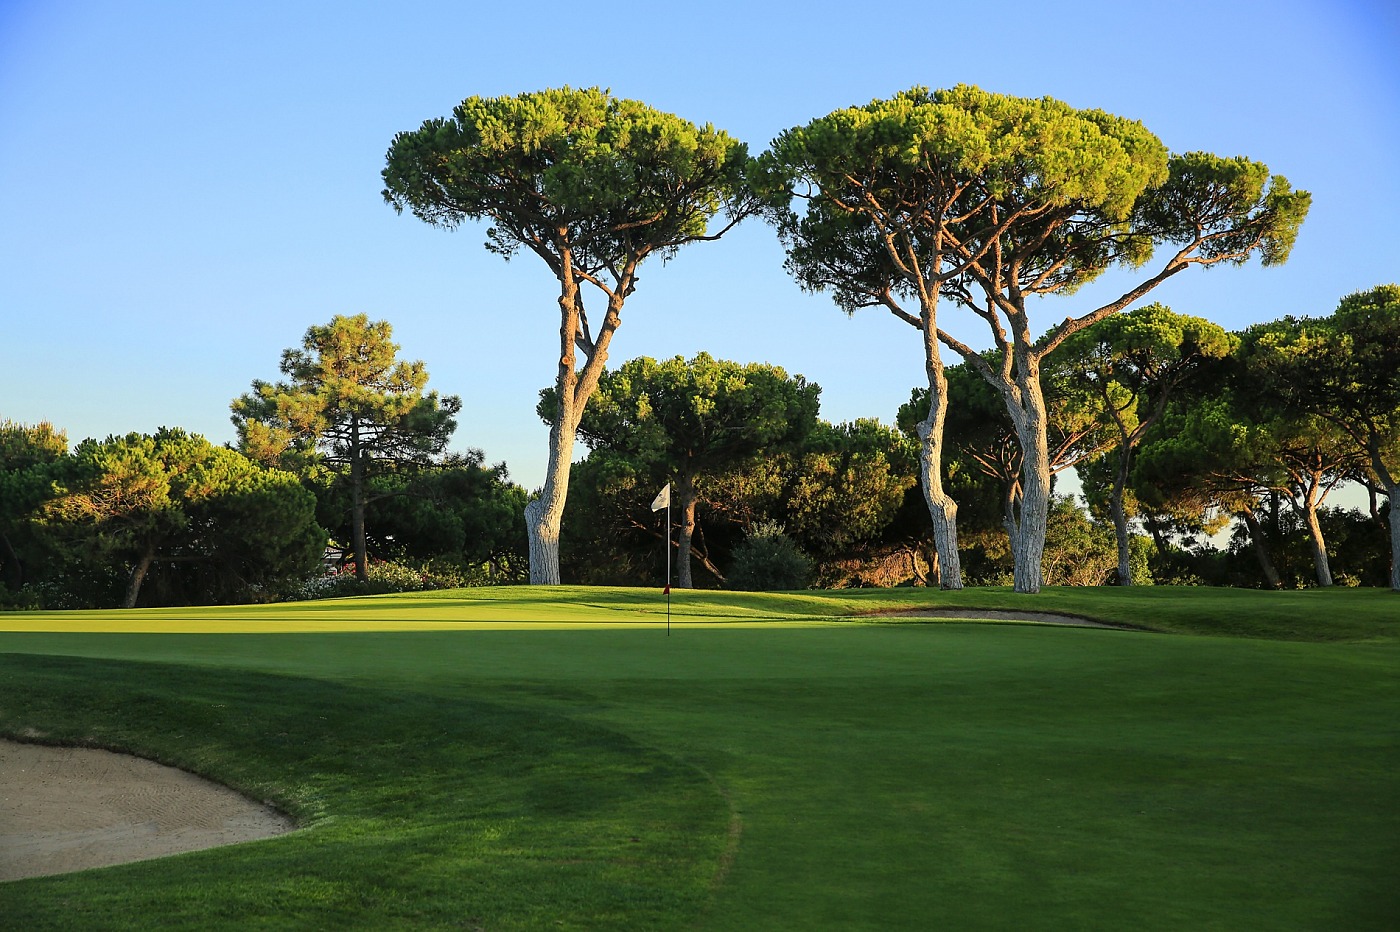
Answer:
[2,587,1397,929]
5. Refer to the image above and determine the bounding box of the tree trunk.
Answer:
[0,532,23,591]
[915,350,963,590]
[1388,488,1400,593]
[1301,502,1333,587]
[525,260,626,586]
[675,473,697,589]
[1143,514,1171,557]
[1366,446,1400,592]
[350,442,369,584]
[525,415,577,586]
[1111,457,1133,586]
[1012,439,1051,593]
[1240,506,1283,589]
[123,544,156,609]
[1010,374,1052,594]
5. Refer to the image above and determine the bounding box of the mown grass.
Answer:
[0,655,730,930]
[2,586,1398,929]
[5,583,1398,640]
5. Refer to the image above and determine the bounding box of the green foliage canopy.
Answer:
[0,421,69,593]
[231,314,460,582]
[383,86,752,272]
[44,429,323,607]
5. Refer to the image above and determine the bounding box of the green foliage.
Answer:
[348,452,528,571]
[383,86,753,269]
[762,84,1172,312]
[0,420,69,592]
[557,417,919,589]
[548,352,820,586]
[41,429,324,607]
[1134,151,1310,267]
[783,419,918,558]
[726,520,814,591]
[383,88,759,585]
[232,313,460,583]
[558,352,820,474]
[232,314,459,473]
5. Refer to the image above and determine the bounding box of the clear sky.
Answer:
[2,0,1397,491]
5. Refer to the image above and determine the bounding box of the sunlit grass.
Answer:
[2,586,1397,928]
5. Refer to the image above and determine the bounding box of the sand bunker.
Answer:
[0,738,294,882]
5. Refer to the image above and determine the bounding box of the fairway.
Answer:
[2,587,1397,929]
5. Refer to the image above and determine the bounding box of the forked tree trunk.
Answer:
[917,320,963,590]
[525,266,626,585]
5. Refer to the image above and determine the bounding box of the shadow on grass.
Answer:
[0,654,731,931]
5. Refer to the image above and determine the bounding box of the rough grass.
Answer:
[1,586,1397,929]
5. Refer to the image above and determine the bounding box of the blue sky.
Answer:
[2,0,1397,491]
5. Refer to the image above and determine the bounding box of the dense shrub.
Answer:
[727,521,814,591]
[282,556,524,601]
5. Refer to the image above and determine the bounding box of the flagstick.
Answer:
[666,498,672,637]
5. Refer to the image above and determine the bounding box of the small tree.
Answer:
[1246,286,1400,591]
[231,314,460,582]
[552,352,819,588]
[383,87,754,584]
[1057,304,1235,585]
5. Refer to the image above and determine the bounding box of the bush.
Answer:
[0,586,42,611]
[727,521,814,591]
[281,556,523,601]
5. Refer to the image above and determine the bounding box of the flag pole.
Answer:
[651,482,672,636]
[666,493,672,636]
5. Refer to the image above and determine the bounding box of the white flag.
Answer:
[650,483,671,512]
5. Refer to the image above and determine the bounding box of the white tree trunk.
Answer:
[917,321,963,590]
[1010,377,1052,594]
[525,412,578,586]
[1388,488,1400,593]
[1110,462,1133,586]
[1366,448,1400,592]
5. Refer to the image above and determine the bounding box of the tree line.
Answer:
[6,84,1396,603]
[381,83,1318,593]
[0,315,525,609]
[550,289,1398,593]
[3,285,1394,608]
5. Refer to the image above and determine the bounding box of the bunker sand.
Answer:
[0,738,293,882]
